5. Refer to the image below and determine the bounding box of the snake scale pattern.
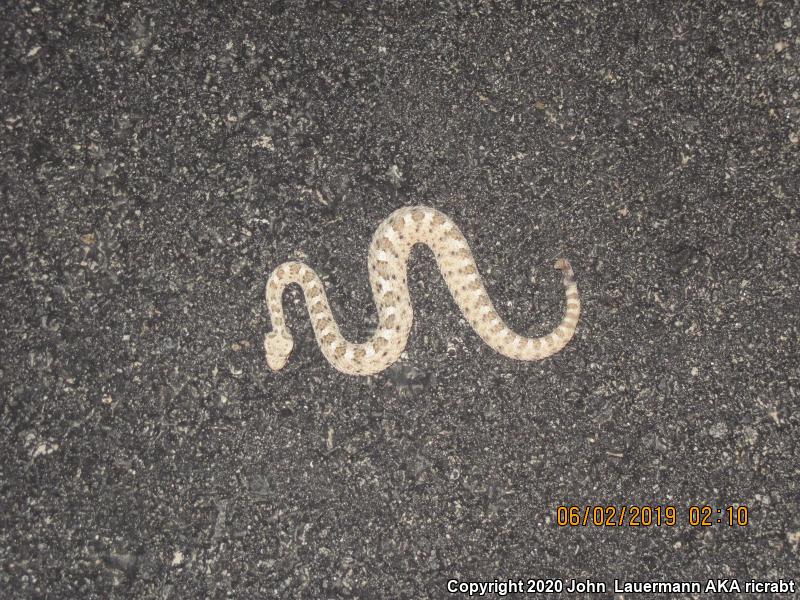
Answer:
[265,206,580,375]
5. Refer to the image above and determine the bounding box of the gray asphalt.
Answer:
[1,2,798,598]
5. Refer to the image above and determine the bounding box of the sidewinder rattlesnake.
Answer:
[265,206,580,375]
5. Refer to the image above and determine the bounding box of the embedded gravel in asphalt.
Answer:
[1,2,798,598]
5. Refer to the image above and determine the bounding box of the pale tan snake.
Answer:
[265,206,580,375]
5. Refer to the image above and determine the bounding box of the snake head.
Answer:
[265,331,294,371]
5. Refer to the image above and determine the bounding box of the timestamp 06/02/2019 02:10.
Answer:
[556,505,750,528]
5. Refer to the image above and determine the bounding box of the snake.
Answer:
[265,206,580,375]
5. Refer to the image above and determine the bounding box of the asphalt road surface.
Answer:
[2,2,798,598]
